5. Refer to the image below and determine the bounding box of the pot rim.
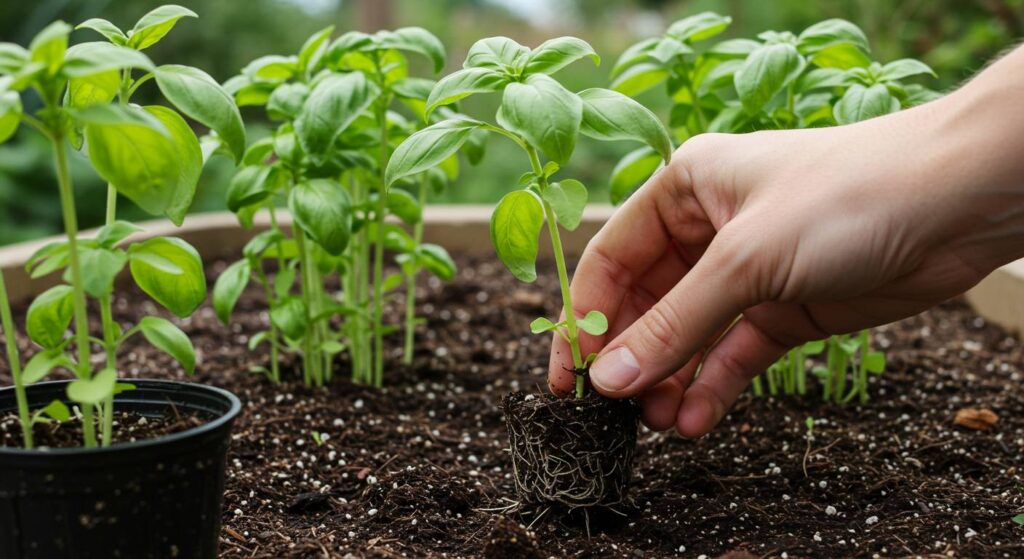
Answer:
[0,379,241,457]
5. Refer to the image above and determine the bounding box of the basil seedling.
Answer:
[0,5,239,447]
[387,35,672,398]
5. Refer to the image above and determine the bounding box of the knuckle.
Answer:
[636,304,682,355]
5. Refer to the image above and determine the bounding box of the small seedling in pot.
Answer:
[387,35,671,509]
[1,5,240,447]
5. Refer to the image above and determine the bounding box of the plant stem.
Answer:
[403,175,428,365]
[98,184,119,447]
[371,97,390,388]
[53,135,97,448]
[682,75,708,134]
[293,226,321,387]
[0,270,32,449]
[526,145,584,398]
[256,266,281,383]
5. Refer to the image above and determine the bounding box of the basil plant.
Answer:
[214,26,463,388]
[0,5,245,448]
[612,12,937,403]
[387,36,672,399]
[609,12,941,203]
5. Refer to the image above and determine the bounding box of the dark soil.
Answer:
[0,409,203,448]
[1,253,1023,558]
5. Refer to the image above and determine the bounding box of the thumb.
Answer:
[588,233,755,398]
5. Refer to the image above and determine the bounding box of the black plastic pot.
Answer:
[0,379,241,559]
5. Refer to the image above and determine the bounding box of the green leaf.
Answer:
[23,349,72,384]
[242,55,298,82]
[1012,514,1024,525]
[80,104,201,225]
[610,62,668,97]
[289,179,352,255]
[863,351,886,374]
[0,92,21,144]
[375,27,446,73]
[138,316,196,374]
[128,4,198,50]
[386,118,485,186]
[227,165,272,213]
[708,38,761,58]
[29,21,71,76]
[274,265,296,298]
[803,340,826,354]
[577,310,608,336]
[129,237,206,318]
[530,317,559,334]
[77,247,127,298]
[61,42,155,77]
[39,399,71,422]
[610,146,661,205]
[243,229,285,259]
[903,84,942,107]
[266,82,309,121]
[155,64,247,162]
[295,72,379,165]
[879,59,936,82]
[67,368,117,406]
[425,67,507,116]
[577,88,672,163]
[213,260,251,324]
[735,43,805,114]
[386,188,422,225]
[490,190,545,283]
[649,37,693,64]
[76,18,127,45]
[498,74,581,164]
[418,244,456,280]
[271,296,308,340]
[834,84,899,125]
[26,285,74,349]
[298,25,335,74]
[795,67,846,92]
[666,12,732,43]
[26,241,69,278]
[67,70,120,108]
[542,179,587,231]
[95,221,141,248]
[798,19,869,56]
[525,36,599,75]
[610,38,659,78]
[0,43,29,74]
[810,42,871,70]
[464,37,530,72]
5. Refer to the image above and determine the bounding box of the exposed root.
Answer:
[502,392,640,511]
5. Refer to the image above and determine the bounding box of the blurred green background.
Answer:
[1,0,1020,246]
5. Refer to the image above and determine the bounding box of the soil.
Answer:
[0,409,203,448]
[1,253,1023,558]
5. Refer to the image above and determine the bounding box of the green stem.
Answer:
[371,97,390,388]
[0,270,32,449]
[682,76,708,134]
[796,346,807,395]
[256,266,281,384]
[751,376,763,397]
[53,136,96,448]
[526,145,584,398]
[98,183,120,447]
[403,175,428,365]
[293,226,319,387]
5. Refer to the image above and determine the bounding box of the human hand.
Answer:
[548,48,1024,436]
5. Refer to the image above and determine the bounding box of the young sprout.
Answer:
[387,35,672,398]
[1,5,241,447]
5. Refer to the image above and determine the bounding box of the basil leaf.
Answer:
[95,220,141,248]
[530,317,559,334]
[29,21,71,76]
[417,244,456,281]
[0,92,21,144]
[797,19,869,55]
[577,310,609,336]
[795,67,846,92]
[497,74,581,164]
[610,38,659,79]
[295,72,379,165]
[879,59,936,82]
[128,4,198,50]
[23,350,72,385]
[490,190,545,283]
[577,88,672,163]
[386,118,485,186]
[426,67,507,116]
[385,188,422,225]
[77,247,128,298]
[227,165,272,213]
[129,237,206,318]
[524,36,599,75]
[213,260,251,324]
[26,285,74,349]
[154,64,246,162]
[75,18,127,45]
[288,179,352,256]
[298,25,335,74]
[735,43,805,114]
[266,82,309,121]
[137,316,196,374]
[271,296,308,340]
[833,83,899,125]
[67,71,120,108]
[666,12,732,43]
[67,368,117,406]
[708,38,761,59]
[541,179,587,231]
[61,42,155,77]
[610,62,668,97]
[610,146,661,205]
[0,43,29,74]
[375,27,446,73]
[464,37,530,72]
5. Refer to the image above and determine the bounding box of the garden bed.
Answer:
[1,251,1022,558]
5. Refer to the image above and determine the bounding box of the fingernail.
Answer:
[590,347,640,392]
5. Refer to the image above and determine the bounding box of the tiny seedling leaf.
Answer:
[67,368,117,406]
[577,310,608,336]
[530,317,559,334]
[541,179,587,231]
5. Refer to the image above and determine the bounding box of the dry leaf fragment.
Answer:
[954,408,999,430]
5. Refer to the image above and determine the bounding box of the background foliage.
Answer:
[1,0,1019,245]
